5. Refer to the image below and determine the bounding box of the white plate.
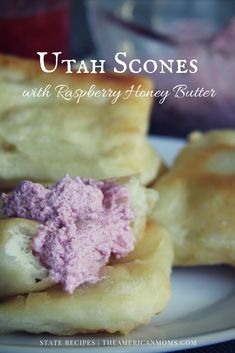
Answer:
[1,136,235,353]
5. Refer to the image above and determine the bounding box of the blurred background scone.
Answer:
[152,130,235,266]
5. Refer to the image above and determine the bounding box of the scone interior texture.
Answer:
[0,55,163,188]
[0,177,158,298]
[0,221,173,335]
[0,218,52,297]
[153,129,235,266]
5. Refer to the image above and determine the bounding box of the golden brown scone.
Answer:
[0,55,163,189]
[0,177,158,298]
[0,221,173,335]
[152,129,235,266]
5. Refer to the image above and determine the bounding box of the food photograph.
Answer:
[0,0,235,352]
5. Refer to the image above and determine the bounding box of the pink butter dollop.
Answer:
[1,176,134,294]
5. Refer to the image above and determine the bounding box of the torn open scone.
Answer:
[0,176,173,334]
[0,221,172,335]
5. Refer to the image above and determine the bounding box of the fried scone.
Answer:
[0,221,173,335]
[0,176,157,298]
[0,55,164,189]
[152,129,235,266]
